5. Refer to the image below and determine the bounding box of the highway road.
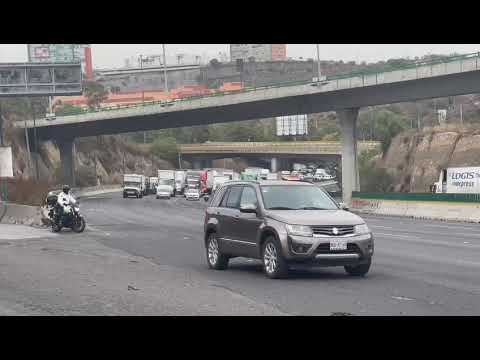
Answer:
[78,193,480,316]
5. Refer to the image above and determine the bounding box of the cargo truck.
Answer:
[432,167,480,194]
[123,174,145,198]
[158,170,176,195]
[174,170,186,195]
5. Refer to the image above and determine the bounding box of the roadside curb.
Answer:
[0,185,123,227]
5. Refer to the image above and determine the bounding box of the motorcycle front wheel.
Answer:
[72,217,86,233]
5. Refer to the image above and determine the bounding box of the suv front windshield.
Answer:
[260,185,338,210]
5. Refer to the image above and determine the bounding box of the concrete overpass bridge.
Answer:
[178,141,381,171]
[15,52,480,204]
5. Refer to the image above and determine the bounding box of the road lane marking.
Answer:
[374,232,480,249]
[374,248,480,269]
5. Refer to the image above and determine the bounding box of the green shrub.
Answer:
[151,137,179,165]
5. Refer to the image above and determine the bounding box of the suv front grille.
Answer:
[311,225,354,236]
[315,243,361,254]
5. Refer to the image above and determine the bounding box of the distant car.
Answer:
[156,185,172,199]
[280,171,291,176]
[185,188,200,201]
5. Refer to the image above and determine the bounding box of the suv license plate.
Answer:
[330,239,347,251]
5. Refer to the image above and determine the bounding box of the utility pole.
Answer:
[162,44,169,93]
[140,54,147,144]
[316,44,322,82]
[460,103,463,125]
[30,99,39,181]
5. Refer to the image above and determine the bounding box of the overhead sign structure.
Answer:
[276,114,309,136]
[0,62,83,97]
[0,147,13,178]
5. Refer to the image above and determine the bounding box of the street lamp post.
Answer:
[162,44,169,93]
[140,54,147,144]
[30,99,39,181]
[316,44,322,82]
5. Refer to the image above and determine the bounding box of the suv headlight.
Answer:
[285,224,313,237]
[355,223,370,235]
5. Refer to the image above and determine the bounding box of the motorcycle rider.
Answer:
[56,185,76,225]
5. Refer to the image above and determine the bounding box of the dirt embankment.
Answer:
[382,125,480,192]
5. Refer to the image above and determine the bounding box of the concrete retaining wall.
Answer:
[351,197,480,223]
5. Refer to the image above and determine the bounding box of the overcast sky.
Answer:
[1,44,479,69]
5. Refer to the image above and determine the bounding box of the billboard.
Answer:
[27,44,93,79]
[0,147,13,178]
[0,62,82,96]
[276,114,308,136]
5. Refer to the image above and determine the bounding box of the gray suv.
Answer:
[203,180,374,279]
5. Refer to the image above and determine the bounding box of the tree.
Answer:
[83,81,109,109]
[151,137,179,165]
[359,149,394,192]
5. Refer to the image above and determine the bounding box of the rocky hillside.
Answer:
[381,125,480,192]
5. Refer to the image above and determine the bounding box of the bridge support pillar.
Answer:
[270,157,278,173]
[338,108,360,206]
[204,158,213,169]
[192,159,203,170]
[57,138,76,186]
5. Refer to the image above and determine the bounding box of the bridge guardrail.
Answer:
[178,141,381,154]
[54,52,480,118]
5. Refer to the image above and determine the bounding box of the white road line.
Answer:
[374,232,480,249]
[375,248,480,269]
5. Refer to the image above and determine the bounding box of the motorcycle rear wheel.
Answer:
[51,222,62,233]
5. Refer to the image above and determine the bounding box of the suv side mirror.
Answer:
[339,202,349,211]
[240,204,257,213]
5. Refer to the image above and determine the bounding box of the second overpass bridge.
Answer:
[178,141,381,171]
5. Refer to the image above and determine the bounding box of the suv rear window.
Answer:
[225,186,243,209]
[211,186,227,207]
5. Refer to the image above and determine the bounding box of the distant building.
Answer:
[27,44,93,80]
[230,44,287,62]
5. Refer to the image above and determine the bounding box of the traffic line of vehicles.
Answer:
[122,164,339,202]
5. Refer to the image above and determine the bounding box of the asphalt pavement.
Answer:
[80,193,480,315]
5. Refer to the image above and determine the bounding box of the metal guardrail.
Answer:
[178,141,381,154]
[53,52,480,118]
[352,191,480,203]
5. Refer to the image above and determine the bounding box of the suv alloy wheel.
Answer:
[262,237,289,279]
[206,233,229,270]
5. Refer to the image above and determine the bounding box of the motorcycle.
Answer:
[46,192,86,233]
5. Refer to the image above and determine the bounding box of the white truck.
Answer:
[158,170,176,195]
[212,175,230,193]
[314,168,335,181]
[432,167,480,194]
[222,169,240,181]
[174,170,186,195]
[123,174,145,199]
[266,173,278,180]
